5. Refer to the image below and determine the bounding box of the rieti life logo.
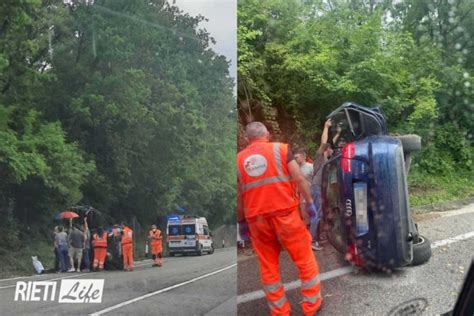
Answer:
[14,279,104,303]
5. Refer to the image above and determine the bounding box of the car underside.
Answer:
[321,102,432,268]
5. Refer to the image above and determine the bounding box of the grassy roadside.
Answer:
[408,170,474,208]
[0,240,56,278]
[0,237,150,279]
[0,226,229,278]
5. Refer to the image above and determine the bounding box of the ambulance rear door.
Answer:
[181,220,198,250]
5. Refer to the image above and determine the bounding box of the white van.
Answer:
[167,215,214,256]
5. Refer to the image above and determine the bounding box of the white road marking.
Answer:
[89,263,237,315]
[0,272,90,290]
[237,266,354,304]
[237,230,474,304]
[0,275,44,282]
[431,231,474,249]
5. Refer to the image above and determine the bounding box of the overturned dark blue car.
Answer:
[321,102,432,269]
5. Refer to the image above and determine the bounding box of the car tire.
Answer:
[411,235,432,266]
[397,135,422,153]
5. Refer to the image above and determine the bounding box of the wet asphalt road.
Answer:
[0,247,236,316]
[1,204,473,316]
[237,204,474,315]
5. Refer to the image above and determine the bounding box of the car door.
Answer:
[202,225,212,249]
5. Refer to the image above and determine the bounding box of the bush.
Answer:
[415,123,472,175]
[409,169,474,206]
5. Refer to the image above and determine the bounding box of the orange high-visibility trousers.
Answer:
[153,252,163,266]
[248,209,322,316]
[151,243,163,266]
[122,243,134,270]
[93,248,107,270]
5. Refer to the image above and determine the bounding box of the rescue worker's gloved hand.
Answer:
[305,203,318,223]
[238,221,250,241]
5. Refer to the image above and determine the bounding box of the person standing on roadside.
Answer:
[294,148,314,225]
[237,122,322,316]
[310,119,335,251]
[294,148,314,184]
[92,227,108,271]
[54,226,69,273]
[121,222,134,272]
[148,224,163,267]
[68,224,85,272]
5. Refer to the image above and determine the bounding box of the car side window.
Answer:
[329,112,354,148]
[361,112,382,137]
[346,109,361,138]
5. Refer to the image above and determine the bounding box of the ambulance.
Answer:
[166,215,214,256]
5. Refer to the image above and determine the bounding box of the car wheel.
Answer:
[411,235,432,266]
[397,135,422,153]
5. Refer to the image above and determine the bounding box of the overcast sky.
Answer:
[172,0,237,81]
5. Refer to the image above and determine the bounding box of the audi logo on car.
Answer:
[345,199,353,217]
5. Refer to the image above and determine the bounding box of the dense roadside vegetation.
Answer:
[0,0,235,276]
[238,0,474,206]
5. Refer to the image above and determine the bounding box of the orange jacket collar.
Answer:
[249,137,270,144]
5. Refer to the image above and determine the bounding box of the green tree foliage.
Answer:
[238,0,472,176]
[1,0,235,252]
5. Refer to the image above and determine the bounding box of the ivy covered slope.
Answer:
[238,0,473,206]
[0,0,235,274]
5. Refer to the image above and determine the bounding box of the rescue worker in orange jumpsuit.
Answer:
[237,122,322,316]
[121,222,134,272]
[148,224,163,267]
[92,227,108,271]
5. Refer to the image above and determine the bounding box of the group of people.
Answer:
[53,220,164,273]
[237,118,341,316]
[294,119,341,251]
[53,218,91,273]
